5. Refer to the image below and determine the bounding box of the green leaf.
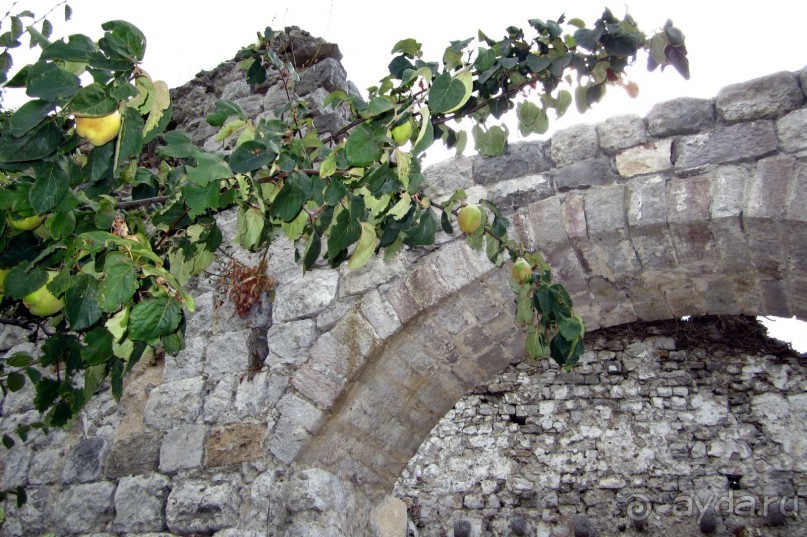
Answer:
[391,38,422,57]
[206,99,245,127]
[428,71,471,114]
[67,83,117,116]
[29,159,69,213]
[236,206,264,250]
[362,96,394,118]
[345,125,381,167]
[525,53,551,74]
[99,20,146,62]
[80,326,114,365]
[6,352,34,368]
[271,181,306,222]
[7,371,25,392]
[98,253,137,312]
[8,99,53,137]
[0,119,63,162]
[327,209,361,260]
[143,80,171,137]
[473,124,507,157]
[2,435,15,448]
[128,297,182,342]
[559,315,584,340]
[303,231,322,271]
[526,328,549,358]
[516,101,548,136]
[65,273,103,331]
[4,265,47,300]
[112,107,144,175]
[404,209,436,247]
[348,222,377,270]
[25,61,80,101]
[229,140,276,173]
[42,34,96,62]
[187,153,232,185]
[46,211,76,239]
[105,307,129,341]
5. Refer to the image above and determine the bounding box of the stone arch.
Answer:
[294,69,807,499]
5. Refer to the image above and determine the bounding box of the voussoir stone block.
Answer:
[716,71,805,123]
[551,124,599,166]
[776,108,807,154]
[647,97,715,137]
[597,114,647,153]
[674,120,778,175]
[473,140,551,185]
[553,157,616,191]
[615,139,673,177]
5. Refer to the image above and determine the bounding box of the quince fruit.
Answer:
[75,110,122,146]
[512,257,533,284]
[7,214,45,231]
[457,204,482,235]
[23,271,63,317]
[391,120,413,145]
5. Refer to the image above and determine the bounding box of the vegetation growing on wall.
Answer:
[0,2,687,505]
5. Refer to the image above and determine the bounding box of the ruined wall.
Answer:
[395,318,807,537]
[1,26,806,537]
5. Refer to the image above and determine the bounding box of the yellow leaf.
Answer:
[348,222,377,270]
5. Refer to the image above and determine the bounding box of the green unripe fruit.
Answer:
[457,204,482,235]
[7,214,45,231]
[512,257,533,284]
[391,121,413,145]
[23,271,63,317]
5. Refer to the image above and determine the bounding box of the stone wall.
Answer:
[1,26,806,537]
[395,318,807,536]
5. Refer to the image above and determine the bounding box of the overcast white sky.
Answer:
[3,0,807,350]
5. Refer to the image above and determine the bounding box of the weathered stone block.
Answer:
[62,437,107,484]
[0,447,32,489]
[424,156,474,195]
[674,121,778,175]
[272,269,339,322]
[716,71,804,123]
[205,423,266,467]
[266,318,317,366]
[777,108,807,154]
[159,425,207,473]
[597,114,647,153]
[112,473,170,533]
[203,329,251,376]
[551,124,599,166]
[488,173,554,212]
[553,157,616,192]
[647,97,715,137]
[105,432,162,479]
[744,155,796,219]
[291,362,344,409]
[615,139,673,177]
[296,57,347,95]
[473,141,551,185]
[166,480,240,534]
[585,184,627,235]
[163,335,205,382]
[360,289,401,340]
[144,376,205,431]
[54,481,116,534]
